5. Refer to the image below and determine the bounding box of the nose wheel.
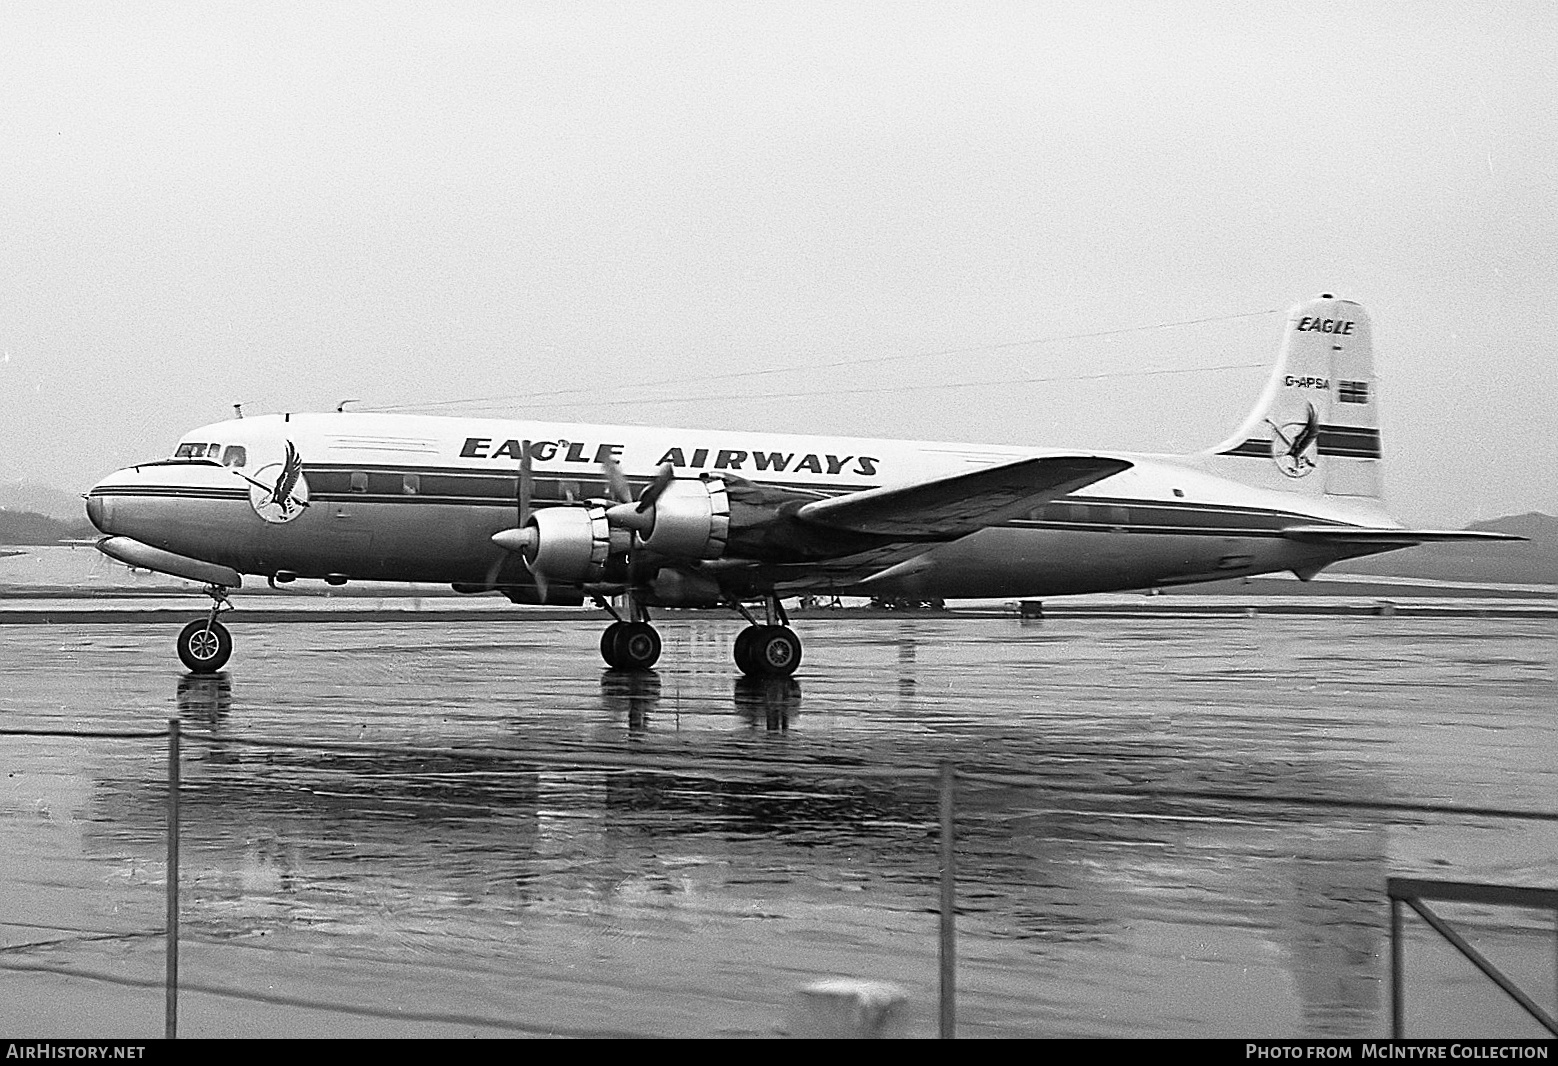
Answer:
[178,618,232,673]
[178,584,235,673]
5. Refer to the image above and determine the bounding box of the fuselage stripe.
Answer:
[90,480,1332,538]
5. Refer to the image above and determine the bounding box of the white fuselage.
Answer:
[86,411,1388,599]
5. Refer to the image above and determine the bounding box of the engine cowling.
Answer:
[520,504,612,584]
[631,478,731,559]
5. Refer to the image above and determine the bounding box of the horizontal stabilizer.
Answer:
[1280,525,1526,546]
[797,455,1132,538]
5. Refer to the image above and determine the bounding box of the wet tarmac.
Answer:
[2,612,1556,1038]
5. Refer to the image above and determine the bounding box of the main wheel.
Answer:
[177,619,232,673]
[600,622,627,667]
[610,621,662,670]
[740,625,802,678]
[733,625,760,674]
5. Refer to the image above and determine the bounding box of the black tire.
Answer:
[611,621,662,670]
[177,619,232,673]
[733,626,760,674]
[600,622,626,668]
[742,625,802,678]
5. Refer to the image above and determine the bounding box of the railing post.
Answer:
[1390,894,1402,1038]
[165,718,180,1040]
[938,761,956,1039]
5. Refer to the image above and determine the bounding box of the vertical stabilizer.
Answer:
[1199,295,1384,506]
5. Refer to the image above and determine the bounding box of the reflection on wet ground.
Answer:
[2,614,1556,1037]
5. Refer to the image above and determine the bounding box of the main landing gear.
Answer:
[593,591,804,677]
[596,595,664,671]
[729,593,803,678]
[177,584,234,673]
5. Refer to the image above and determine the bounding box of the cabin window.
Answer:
[559,480,580,503]
[1108,505,1130,527]
[221,445,247,468]
[350,471,369,493]
[402,473,420,495]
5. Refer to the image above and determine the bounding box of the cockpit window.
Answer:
[174,443,208,458]
[221,445,248,468]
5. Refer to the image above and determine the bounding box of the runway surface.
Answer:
[2,612,1556,1038]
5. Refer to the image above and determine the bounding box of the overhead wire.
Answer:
[429,360,1274,413]
[364,307,1281,415]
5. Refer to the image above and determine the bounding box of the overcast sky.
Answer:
[2,1,1554,526]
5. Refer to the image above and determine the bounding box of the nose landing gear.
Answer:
[178,585,234,673]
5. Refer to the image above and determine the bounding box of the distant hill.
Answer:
[0,479,87,523]
[1331,512,1557,585]
[0,508,96,545]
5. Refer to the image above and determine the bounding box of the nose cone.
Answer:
[85,483,111,533]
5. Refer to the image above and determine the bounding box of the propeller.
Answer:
[486,440,544,596]
[598,456,678,592]
[602,459,675,534]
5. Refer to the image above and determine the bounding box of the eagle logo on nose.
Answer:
[244,441,311,523]
[1266,403,1321,479]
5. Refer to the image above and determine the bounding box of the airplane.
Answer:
[85,294,1518,677]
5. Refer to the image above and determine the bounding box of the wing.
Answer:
[795,455,1132,538]
[1281,525,1526,546]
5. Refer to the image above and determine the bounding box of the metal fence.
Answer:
[5,720,1558,1039]
[1387,877,1558,1038]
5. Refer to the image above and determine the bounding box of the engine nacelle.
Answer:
[524,504,612,584]
[641,478,730,559]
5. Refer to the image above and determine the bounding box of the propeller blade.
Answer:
[636,462,675,514]
[600,457,633,505]
[482,554,505,591]
[518,440,533,526]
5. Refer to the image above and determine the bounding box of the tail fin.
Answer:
[1199,294,1384,505]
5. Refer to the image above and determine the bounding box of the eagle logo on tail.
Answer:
[1266,403,1320,479]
